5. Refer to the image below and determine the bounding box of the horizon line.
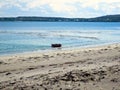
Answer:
[0,14,120,18]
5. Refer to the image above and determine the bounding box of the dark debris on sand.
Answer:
[0,65,120,90]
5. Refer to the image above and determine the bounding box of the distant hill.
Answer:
[0,14,120,22]
[87,15,120,22]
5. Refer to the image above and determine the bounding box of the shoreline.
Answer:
[0,42,119,58]
[0,43,120,90]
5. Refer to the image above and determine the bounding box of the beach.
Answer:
[0,43,120,90]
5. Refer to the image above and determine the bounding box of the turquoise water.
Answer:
[0,22,120,55]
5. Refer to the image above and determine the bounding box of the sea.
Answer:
[0,22,120,55]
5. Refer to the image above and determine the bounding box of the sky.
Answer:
[0,0,120,18]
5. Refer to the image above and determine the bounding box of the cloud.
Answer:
[0,0,120,17]
[23,0,78,14]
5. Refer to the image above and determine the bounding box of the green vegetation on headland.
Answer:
[0,14,120,22]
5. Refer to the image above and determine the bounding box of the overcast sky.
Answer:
[0,0,120,18]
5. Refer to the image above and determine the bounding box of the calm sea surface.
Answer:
[0,22,120,55]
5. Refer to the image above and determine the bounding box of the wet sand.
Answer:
[0,43,120,90]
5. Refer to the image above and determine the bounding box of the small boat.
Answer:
[51,44,62,48]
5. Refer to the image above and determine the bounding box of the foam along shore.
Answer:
[0,43,120,90]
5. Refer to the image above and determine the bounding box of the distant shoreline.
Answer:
[0,14,120,22]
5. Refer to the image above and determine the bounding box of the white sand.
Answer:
[0,43,120,90]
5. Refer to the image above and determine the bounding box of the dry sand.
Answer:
[0,43,120,90]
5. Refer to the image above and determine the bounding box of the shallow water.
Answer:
[0,22,120,55]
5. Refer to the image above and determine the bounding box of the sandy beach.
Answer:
[0,43,120,90]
